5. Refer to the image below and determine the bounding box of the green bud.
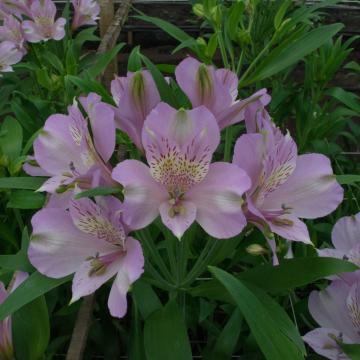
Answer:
[193,3,205,18]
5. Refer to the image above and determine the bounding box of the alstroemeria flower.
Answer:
[0,15,27,54]
[233,120,343,249]
[111,70,161,151]
[318,212,360,283]
[112,102,251,239]
[29,196,144,318]
[303,279,360,360]
[175,56,270,130]
[24,93,116,196]
[22,0,66,43]
[0,271,28,359]
[0,41,23,72]
[0,0,33,18]
[71,0,100,30]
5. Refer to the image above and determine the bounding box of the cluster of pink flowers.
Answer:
[304,213,360,359]
[0,0,99,72]
[24,56,344,318]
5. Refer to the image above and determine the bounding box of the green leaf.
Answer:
[0,116,23,161]
[244,23,344,84]
[210,309,243,359]
[10,100,36,134]
[132,280,162,319]
[0,272,71,320]
[336,175,360,185]
[341,343,360,360]
[141,54,178,107]
[74,186,122,199]
[345,61,360,74]
[85,43,125,78]
[128,46,143,72]
[326,87,360,114]
[12,296,50,360]
[7,190,45,209]
[209,267,303,360]
[74,27,100,52]
[0,177,46,190]
[274,0,291,30]
[144,299,192,360]
[191,257,357,298]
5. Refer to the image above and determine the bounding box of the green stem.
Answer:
[223,126,233,162]
[217,30,230,69]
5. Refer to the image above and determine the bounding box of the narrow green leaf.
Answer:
[0,272,71,320]
[336,175,360,185]
[74,186,122,199]
[144,299,192,360]
[13,296,50,360]
[244,23,344,84]
[191,258,357,298]
[128,46,143,72]
[326,87,360,114]
[0,177,46,190]
[85,43,125,78]
[274,0,291,30]
[209,267,303,360]
[7,190,45,209]
[0,117,23,161]
[141,55,178,107]
[132,280,162,319]
[341,343,360,360]
[211,309,243,359]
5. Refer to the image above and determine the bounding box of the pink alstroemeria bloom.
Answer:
[71,0,100,30]
[233,120,343,251]
[0,15,27,54]
[111,70,161,151]
[175,56,270,130]
[0,0,34,18]
[22,0,66,42]
[303,279,360,360]
[112,102,251,239]
[29,197,144,318]
[0,271,28,359]
[24,93,116,196]
[318,212,360,283]
[0,41,23,72]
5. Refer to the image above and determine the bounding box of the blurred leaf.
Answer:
[243,23,344,85]
[336,175,360,185]
[13,295,50,360]
[141,54,178,107]
[74,186,122,199]
[345,61,360,73]
[210,309,243,359]
[144,299,192,360]
[7,190,45,209]
[0,116,23,161]
[210,267,303,360]
[191,258,357,299]
[0,272,71,320]
[326,87,360,114]
[274,0,291,30]
[128,46,143,72]
[85,43,125,78]
[132,280,162,319]
[0,177,46,190]
[341,343,360,360]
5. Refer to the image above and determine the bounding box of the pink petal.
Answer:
[303,328,351,360]
[29,208,111,278]
[233,133,264,192]
[108,237,144,318]
[22,20,43,43]
[262,154,344,219]
[159,200,197,239]
[52,17,66,40]
[112,160,167,229]
[332,213,360,252]
[188,162,251,239]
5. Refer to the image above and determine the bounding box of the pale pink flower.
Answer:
[22,0,66,42]
[29,196,144,318]
[112,102,251,239]
[0,41,23,72]
[71,0,100,30]
[0,15,27,54]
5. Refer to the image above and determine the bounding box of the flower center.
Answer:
[87,250,125,277]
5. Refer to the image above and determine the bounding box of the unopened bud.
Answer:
[246,244,267,256]
[193,3,204,17]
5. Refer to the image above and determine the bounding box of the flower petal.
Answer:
[332,213,360,252]
[112,160,167,229]
[159,200,197,239]
[188,162,251,239]
[262,154,343,219]
[108,237,144,318]
[29,208,111,278]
